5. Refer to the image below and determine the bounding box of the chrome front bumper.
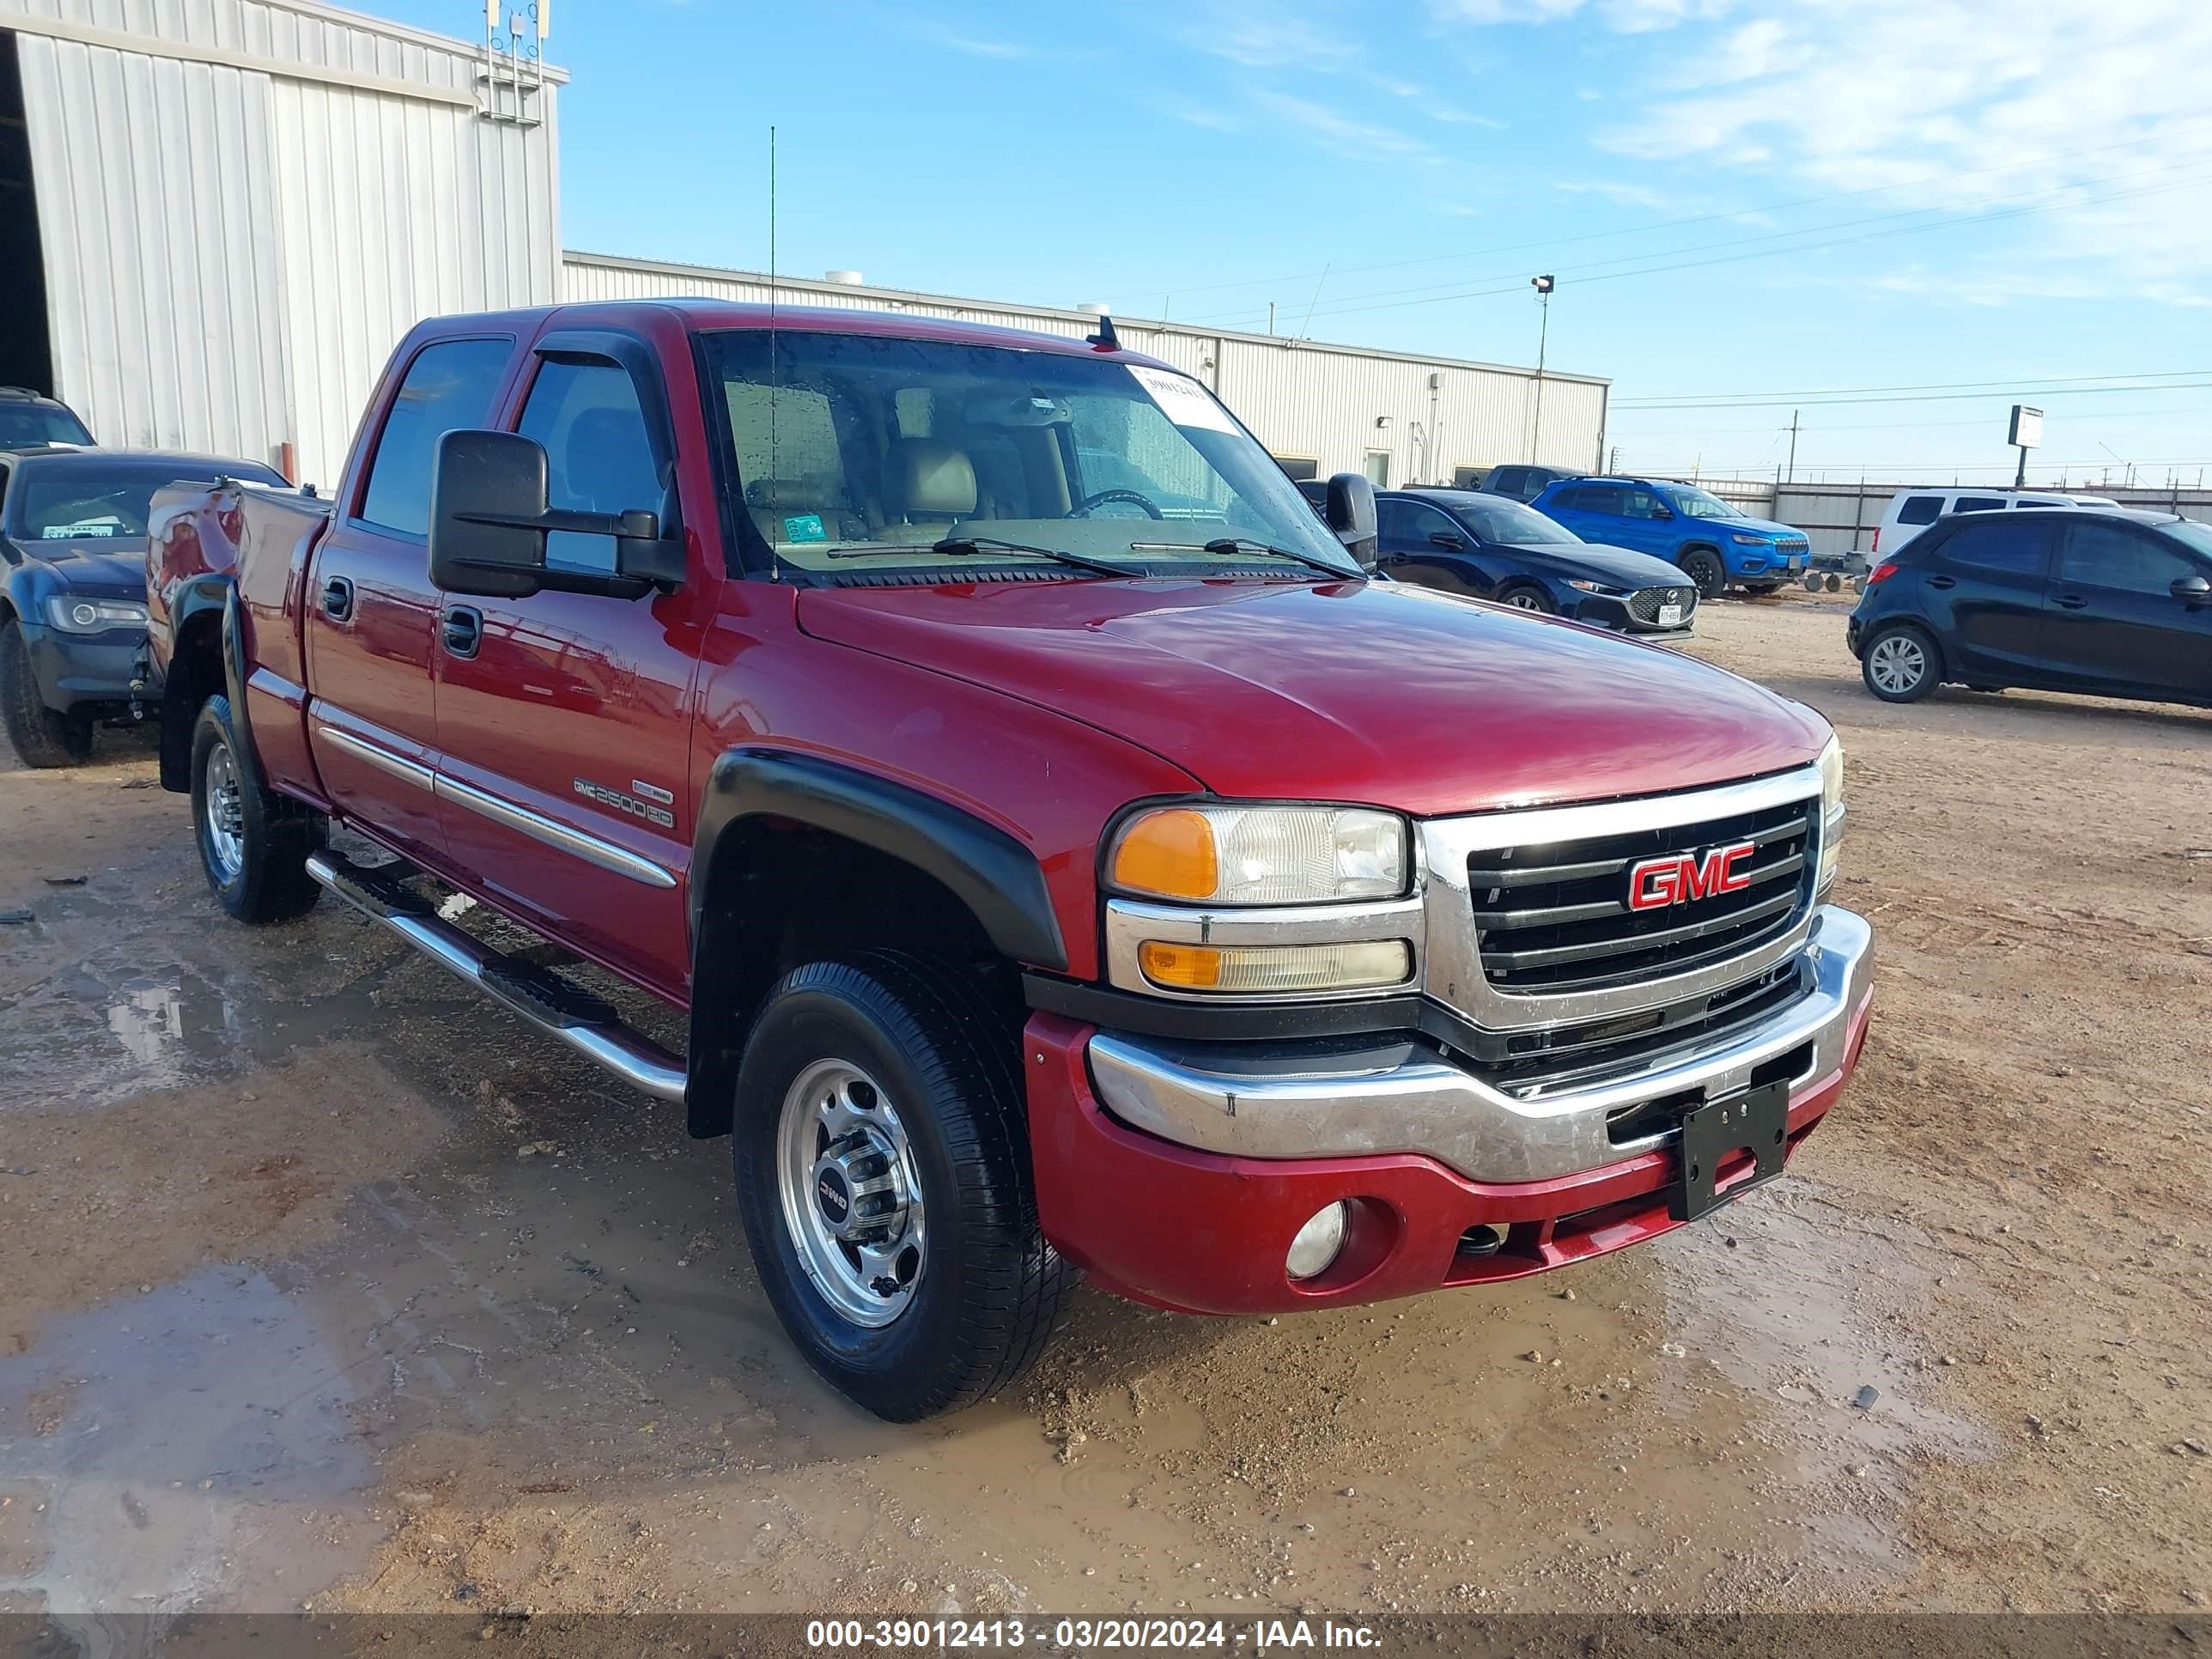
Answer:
[1085,904,1873,1185]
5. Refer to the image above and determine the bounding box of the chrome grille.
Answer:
[1626,586,1697,625]
[1466,797,1817,994]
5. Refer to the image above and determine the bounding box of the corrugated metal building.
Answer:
[564,252,1610,489]
[0,0,562,487]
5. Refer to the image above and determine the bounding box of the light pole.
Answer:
[1528,275,1553,465]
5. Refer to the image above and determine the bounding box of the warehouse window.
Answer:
[1363,450,1391,488]
[1273,455,1319,482]
[360,337,514,537]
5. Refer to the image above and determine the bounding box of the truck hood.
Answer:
[798,578,1831,816]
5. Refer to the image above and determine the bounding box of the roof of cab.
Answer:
[419,300,1174,367]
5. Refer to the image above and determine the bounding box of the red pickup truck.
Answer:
[144,301,1872,1420]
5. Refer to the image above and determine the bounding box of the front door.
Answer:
[304,335,515,868]
[1376,498,1481,593]
[2044,519,2212,699]
[1925,516,2055,681]
[431,335,708,997]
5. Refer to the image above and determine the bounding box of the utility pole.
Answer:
[1267,301,1275,337]
[1528,275,1554,464]
[1784,410,1800,484]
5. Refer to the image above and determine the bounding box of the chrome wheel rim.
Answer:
[202,741,246,883]
[1504,591,1544,611]
[776,1059,925,1328]
[1869,635,1926,695]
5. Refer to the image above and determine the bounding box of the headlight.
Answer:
[1816,734,1844,894]
[1107,804,1409,905]
[46,596,149,634]
[1565,579,1626,595]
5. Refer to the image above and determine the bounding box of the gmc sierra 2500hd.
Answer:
[144,301,1871,1420]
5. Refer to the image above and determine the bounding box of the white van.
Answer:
[1873,488,2117,557]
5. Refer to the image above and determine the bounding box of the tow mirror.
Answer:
[429,428,685,600]
[1324,472,1378,571]
[2173,574,2211,602]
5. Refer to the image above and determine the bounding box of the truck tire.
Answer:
[190,693,326,921]
[0,615,94,769]
[1679,548,1726,600]
[732,950,1073,1421]
[1861,624,1942,703]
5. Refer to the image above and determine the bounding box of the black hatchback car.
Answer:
[1373,488,1700,633]
[1847,507,2212,708]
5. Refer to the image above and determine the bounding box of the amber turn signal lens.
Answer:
[1109,809,1219,902]
[1136,941,1225,988]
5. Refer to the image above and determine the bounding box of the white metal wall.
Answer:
[3,0,561,487]
[562,254,1607,484]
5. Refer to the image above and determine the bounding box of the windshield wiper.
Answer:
[931,535,1131,578]
[1130,537,1358,580]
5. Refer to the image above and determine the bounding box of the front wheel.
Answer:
[191,694,327,921]
[732,951,1073,1420]
[1862,625,1942,702]
[1495,581,1554,614]
[0,616,93,768]
[1679,549,1726,599]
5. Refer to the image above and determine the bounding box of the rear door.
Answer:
[304,334,515,867]
[430,327,708,996]
[2044,519,2212,699]
[1922,516,2056,681]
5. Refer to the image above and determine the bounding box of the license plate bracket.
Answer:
[1658,603,1684,626]
[1669,1079,1790,1223]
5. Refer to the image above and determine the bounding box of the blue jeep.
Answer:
[1528,476,1810,599]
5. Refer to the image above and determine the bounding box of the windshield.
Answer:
[2166,520,2212,561]
[9,461,285,542]
[1442,494,1582,545]
[700,330,1358,579]
[1662,485,1745,520]
[0,403,93,448]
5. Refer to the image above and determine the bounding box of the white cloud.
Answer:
[1431,107,1509,129]
[1188,9,1362,66]
[909,23,1035,58]
[1248,89,1439,161]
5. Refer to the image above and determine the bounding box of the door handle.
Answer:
[320,575,354,621]
[2055,593,2089,610]
[1925,574,1956,590]
[442,605,483,659]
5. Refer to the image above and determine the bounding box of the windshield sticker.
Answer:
[42,520,123,539]
[783,513,827,544]
[1127,365,1237,434]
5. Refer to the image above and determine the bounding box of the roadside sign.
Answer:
[2008,404,2044,448]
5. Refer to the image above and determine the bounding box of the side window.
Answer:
[1376,500,1412,544]
[1941,518,2053,577]
[1625,488,1660,520]
[1401,502,1461,545]
[517,359,662,574]
[1954,495,2007,514]
[1898,495,1944,526]
[2056,522,2201,595]
[1489,468,1524,496]
[1578,483,1626,515]
[359,337,514,537]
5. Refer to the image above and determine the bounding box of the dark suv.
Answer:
[1847,507,2212,708]
[0,386,94,450]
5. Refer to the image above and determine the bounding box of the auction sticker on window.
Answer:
[1127,364,1236,434]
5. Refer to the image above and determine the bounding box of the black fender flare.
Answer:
[682,747,1068,1137]
[155,574,250,792]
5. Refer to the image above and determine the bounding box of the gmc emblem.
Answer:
[1627,842,1756,912]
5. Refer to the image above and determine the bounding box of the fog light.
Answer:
[1285,1201,1350,1280]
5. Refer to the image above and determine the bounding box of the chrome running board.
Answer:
[305,851,687,1103]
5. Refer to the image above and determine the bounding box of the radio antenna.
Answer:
[768,124,784,583]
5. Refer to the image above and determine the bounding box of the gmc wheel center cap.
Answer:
[815,1167,851,1226]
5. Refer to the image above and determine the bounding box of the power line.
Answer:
[1622,378,2212,413]
[1613,368,2212,407]
[1607,405,2212,437]
[1087,115,2212,308]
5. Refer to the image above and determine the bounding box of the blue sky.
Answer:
[384,0,2212,487]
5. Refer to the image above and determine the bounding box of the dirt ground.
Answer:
[2,594,2209,1632]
